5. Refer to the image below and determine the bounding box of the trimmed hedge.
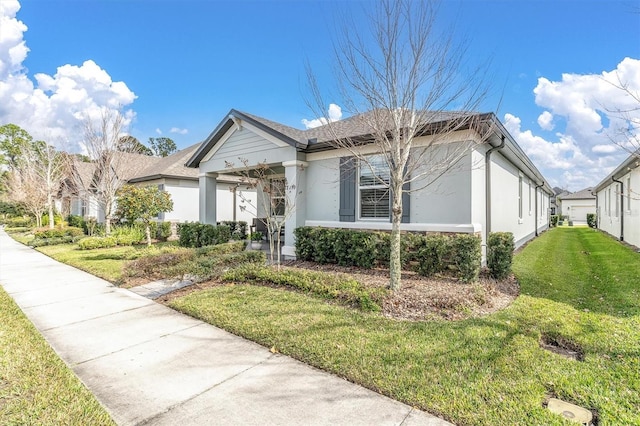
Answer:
[487,232,514,280]
[33,227,85,239]
[177,223,231,248]
[294,227,487,282]
[587,213,597,228]
[78,236,117,250]
[218,220,248,240]
[28,235,85,248]
[550,215,558,227]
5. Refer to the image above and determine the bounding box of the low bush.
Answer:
[450,234,482,282]
[66,214,85,229]
[33,226,85,239]
[550,215,558,227]
[126,247,196,278]
[312,228,338,264]
[77,236,117,250]
[415,234,451,277]
[1,216,33,228]
[171,251,265,283]
[28,235,85,247]
[111,225,145,246]
[219,220,248,240]
[157,221,172,241]
[177,222,231,248]
[487,232,514,279]
[587,213,597,228]
[334,229,377,268]
[195,241,246,257]
[223,264,386,311]
[294,226,315,261]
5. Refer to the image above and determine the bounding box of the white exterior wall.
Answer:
[489,152,543,247]
[218,183,257,223]
[597,167,640,248]
[305,157,340,221]
[163,180,200,222]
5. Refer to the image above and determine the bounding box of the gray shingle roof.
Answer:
[559,187,595,200]
[129,143,201,182]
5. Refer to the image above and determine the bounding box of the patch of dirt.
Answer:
[157,261,519,321]
[540,333,585,361]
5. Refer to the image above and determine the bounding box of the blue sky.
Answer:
[1,0,639,190]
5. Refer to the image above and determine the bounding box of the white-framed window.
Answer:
[358,155,390,220]
[269,178,286,216]
[518,175,523,219]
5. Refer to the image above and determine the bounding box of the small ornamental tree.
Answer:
[116,185,173,246]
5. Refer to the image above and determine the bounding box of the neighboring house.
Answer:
[550,186,570,215]
[594,152,640,248]
[59,159,101,219]
[557,187,596,224]
[128,143,256,223]
[186,109,553,259]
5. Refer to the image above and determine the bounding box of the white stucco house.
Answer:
[557,187,596,225]
[594,152,640,248]
[63,145,256,225]
[186,109,553,259]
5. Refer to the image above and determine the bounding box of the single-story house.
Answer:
[62,145,256,225]
[550,187,570,215]
[128,143,256,223]
[557,187,596,224]
[594,152,640,248]
[186,109,553,259]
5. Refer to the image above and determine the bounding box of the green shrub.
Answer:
[77,236,117,250]
[416,234,451,277]
[177,223,231,248]
[223,264,386,311]
[66,215,85,229]
[157,221,172,241]
[28,235,84,247]
[219,220,248,240]
[111,225,145,246]
[550,215,558,227]
[126,248,196,278]
[487,232,514,280]
[195,241,246,256]
[312,228,337,264]
[41,213,64,227]
[1,216,33,228]
[450,234,482,282]
[587,213,597,228]
[294,227,316,261]
[33,227,85,239]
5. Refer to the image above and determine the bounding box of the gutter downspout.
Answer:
[612,176,624,241]
[485,135,505,237]
[590,190,598,229]
[535,182,544,236]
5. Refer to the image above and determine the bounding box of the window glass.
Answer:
[359,155,390,219]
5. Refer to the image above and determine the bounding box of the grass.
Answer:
[35,242,178,284]
[170,228,640,425]
[0,287,114,425]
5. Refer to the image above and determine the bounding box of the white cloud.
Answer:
[0,1,136,150]
[302,103,343,129]
[506,57,640,190]
[155,128,162,135]
[170,127,188,135]
[537,111,554,131]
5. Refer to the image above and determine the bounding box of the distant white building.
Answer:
[557,188,596,225]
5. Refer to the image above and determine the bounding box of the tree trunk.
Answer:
[389,174,404,291]
[145,223,152,246]
[48,195,55,229]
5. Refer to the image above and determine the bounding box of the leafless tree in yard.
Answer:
[228,158,303,270]
[306,0,492,290]
[604,75,640,159]
[79,108,139,235]
[6,139,68,228]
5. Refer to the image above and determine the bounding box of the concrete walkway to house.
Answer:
[0,229,452,426]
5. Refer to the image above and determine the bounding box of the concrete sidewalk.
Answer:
[0,229,452,426]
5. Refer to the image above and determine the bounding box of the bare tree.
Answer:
[604,75,640,159]
[80,108,138,235]
[306,0,491,290]
[6,162,47,228]
[230,158,302,270]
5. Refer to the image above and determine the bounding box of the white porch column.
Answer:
[282,160,307,258]
[199,172,217,224]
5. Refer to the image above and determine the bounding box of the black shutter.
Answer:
[402,177,410,223]
[339,157,356,222]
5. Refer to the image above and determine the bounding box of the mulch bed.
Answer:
[156,261,519,321]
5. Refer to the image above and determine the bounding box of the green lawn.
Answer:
[170,228,640,425]
[0,287,114,425]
